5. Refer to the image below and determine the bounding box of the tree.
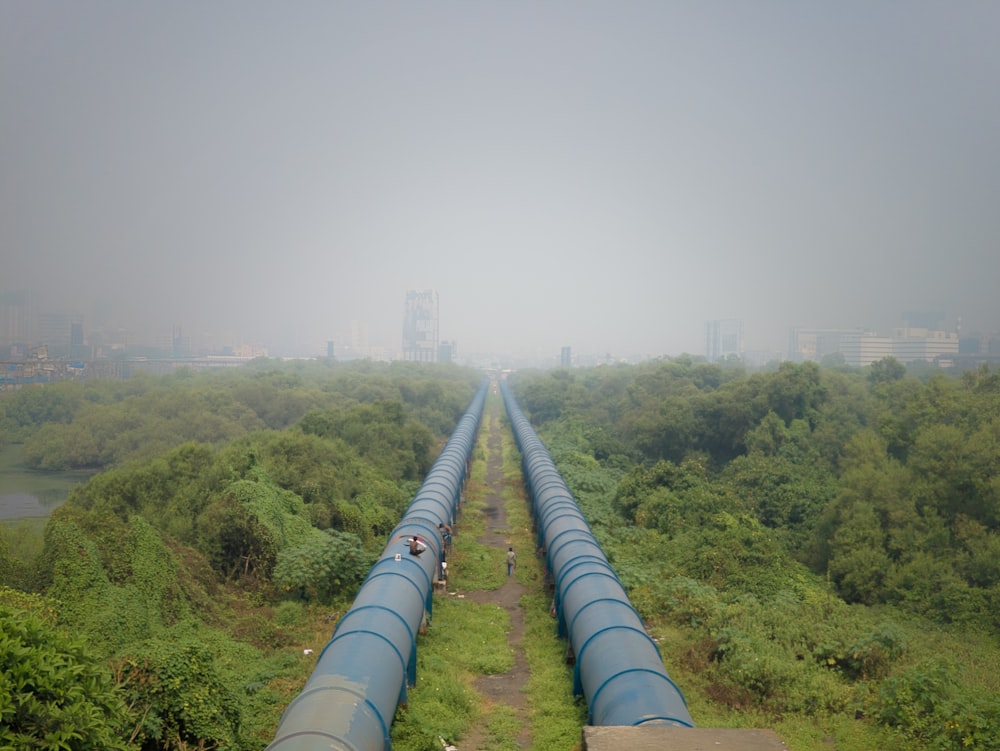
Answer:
[517,371,574,425]
[868,357,906,386]
[300,400,435,481]
[763,361,827,427]
[825,501,892,605]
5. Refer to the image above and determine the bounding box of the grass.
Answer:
[429,598,515,676]
[390,597,514,750]
[391,402,514,750]
[484,704,522,751]
[450,473,506,592]
[522,592,587,751]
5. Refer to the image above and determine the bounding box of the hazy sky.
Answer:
[3,1,999,358]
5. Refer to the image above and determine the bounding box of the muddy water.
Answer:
[0,445,93,520]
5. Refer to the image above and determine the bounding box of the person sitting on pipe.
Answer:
[408,536,427,556]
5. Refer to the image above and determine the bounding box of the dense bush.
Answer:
[273,530,372,603]
[0,605,133,750]
[510,360,1000,747]
[513,362,1000,625]
[115,625,262,751]
[7,360,481,472]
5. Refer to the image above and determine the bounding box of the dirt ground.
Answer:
[458,411,533,751]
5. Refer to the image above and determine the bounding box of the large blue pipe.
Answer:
[266,381,487,751]
[502,380,694,728]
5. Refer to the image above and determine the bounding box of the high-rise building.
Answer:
[560,346,572,368]
[0,290,40,353]
[402,289,439,362]
[706,319,744,362]
[38,312,84,358]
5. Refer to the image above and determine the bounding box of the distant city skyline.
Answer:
[1,284,990,365]
[2,285,991,369]
[3,3,999,364]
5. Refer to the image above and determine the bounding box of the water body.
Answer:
[0,444,94,520]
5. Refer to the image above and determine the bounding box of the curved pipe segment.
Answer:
[501,380,694,729]
[267,381,488,751]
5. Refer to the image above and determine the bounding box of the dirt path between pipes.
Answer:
[459,409,533,751]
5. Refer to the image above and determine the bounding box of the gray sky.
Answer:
[3,1,999,358]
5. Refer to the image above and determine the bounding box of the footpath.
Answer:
[455,404,533,750]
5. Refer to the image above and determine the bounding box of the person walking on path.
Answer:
[506,547,516,577]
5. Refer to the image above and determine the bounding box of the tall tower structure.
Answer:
[402,289,439,362]
[706,319,744,362]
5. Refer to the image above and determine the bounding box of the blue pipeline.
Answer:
[266,381,488,751]
[501,380,694,728]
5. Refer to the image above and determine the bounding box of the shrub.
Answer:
[864,659,1000,750]
[273,530,371,603]
[116,627,253,750]
[274,600,306,627]
[0,606,133,750]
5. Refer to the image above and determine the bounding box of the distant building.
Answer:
[560,346,572,368]
[838,332,894,367]
[788,327,858,362]
[959,332,1000,356]
[706,319,744,362]
[350,320,368,353]
[891,327,958,363]
[438,340,456,363]
[331,321,372,361]
[790,323,959,367]
[38,312,84,358]
[402,289,439,362]
[70,321,90,360]
[0,290,40,355]
[902,311,945,329]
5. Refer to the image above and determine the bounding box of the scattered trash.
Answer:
[303,649,314,655]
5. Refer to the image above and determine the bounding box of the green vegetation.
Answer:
[0,360,482,749]
[0,360,479,471]
[4,355,999,750]
[510,358,1000,750]
[521,592,588,750]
